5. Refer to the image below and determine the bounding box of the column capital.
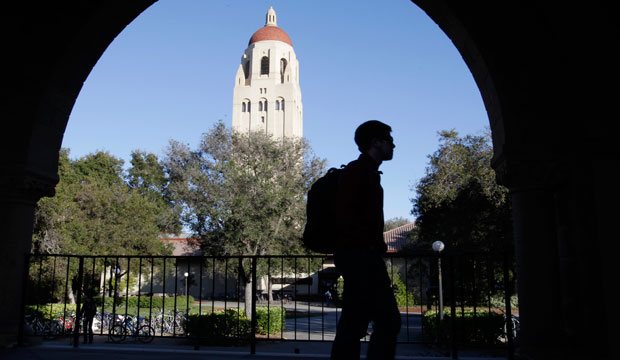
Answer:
[0,173,56,205]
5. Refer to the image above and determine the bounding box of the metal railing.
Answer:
[20,251,516,358]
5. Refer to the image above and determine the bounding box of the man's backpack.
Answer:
[303,166,345,253]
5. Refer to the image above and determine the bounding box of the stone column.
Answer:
[0,175,54,346]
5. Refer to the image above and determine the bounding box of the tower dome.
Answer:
[248,6,292,46]
[232,7,303,139]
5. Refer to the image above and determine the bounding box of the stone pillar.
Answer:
[511,187,566,358]
[498,154,611,359]
[0,175,54,346]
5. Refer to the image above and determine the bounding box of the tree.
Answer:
[32,150,173,303]
[384,217,411,232]
[411,129,511,252]
[33,150,171,256]
[127,150,182,235]
[410,130,513,304]
[163,121,325,316]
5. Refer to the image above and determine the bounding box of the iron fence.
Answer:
[20,251,516,358]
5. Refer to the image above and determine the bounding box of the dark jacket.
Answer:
[335,153,387,253]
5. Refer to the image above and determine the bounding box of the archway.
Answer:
[1,1,616,358]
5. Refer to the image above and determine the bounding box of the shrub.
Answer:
[255,306,286,335]
[390,273,415,307]
[27,303,77,319]
[422,309,505,345]
[185,306,286,345]
[94,295,194,310]
[185,309,250,345]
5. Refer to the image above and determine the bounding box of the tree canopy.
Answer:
[384,217,412,232]
[410,130,512,253]
[32,149,174,255]
[163,121,326,256]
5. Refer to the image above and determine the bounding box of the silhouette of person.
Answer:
[330,120,400,360]
[79,294,97,344]
[325,290,333,306]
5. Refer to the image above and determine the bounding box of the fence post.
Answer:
[73,256,84,348]
[250,256,257,355]
[449,255,458,359]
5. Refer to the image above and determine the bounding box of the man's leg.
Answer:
[83,319,88,343]
[87,317,94,343]
[330,254,372,360]
[366,255,401,360]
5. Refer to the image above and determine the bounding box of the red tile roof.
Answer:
[249,26,292,46]
[162,237,201,256]
[383,222,416,253]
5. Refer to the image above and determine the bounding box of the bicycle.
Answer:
[108,315,155,343]
[499,314,520,343]
[57,312,76,335]
[24,314,61,340]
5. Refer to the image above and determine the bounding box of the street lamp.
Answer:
[432,240,445,320]
[184,272,189,297]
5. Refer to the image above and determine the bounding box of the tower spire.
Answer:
[266,6,277,26]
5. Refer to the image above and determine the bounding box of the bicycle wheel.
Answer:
[43,321,60,340]
[137,325,155,344]
[108,322,126,343]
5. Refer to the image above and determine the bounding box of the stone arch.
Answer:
[1,2,617,357]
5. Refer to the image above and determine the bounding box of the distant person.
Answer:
[330,120,401,360]
[325,290,333,306]
[79,294,97,344]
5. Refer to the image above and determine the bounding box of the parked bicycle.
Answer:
[57,312,76,334]
[499,314,520,343]
[151,309,186,335]
[108,315,154,343]
[24,314,61,339]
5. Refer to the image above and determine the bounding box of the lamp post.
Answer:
[432,240,445,320]
[184,272,189,297]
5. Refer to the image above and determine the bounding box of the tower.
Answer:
[232,7,303,139]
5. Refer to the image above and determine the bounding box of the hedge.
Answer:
[185,306,286,345]
[26,303,77,319]
[421,309,505,345]
[93,295,195,310]
[255,306,286,334]
[185,309,250,345]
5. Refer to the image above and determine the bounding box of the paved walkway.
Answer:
[2,336,509,360]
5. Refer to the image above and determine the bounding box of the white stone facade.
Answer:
[232,7,303,139]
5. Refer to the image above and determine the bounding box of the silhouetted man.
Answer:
[79,294,97,344]
[331,120,400,360]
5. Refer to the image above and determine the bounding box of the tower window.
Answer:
[276,100,280,110]
[248,101,251,112]
[281,99,285,110]
[242,102,246,112]
[264,100,268,112]
[261,56,269,75]
[280,58,288,84]
[259,102,263,112]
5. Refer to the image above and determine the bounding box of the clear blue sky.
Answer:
[63,0,489,222]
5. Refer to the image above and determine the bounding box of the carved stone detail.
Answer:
[0,174,56,205]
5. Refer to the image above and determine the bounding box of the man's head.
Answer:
[354,120,395,162]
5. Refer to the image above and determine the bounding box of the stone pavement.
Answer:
[1,335,508,360]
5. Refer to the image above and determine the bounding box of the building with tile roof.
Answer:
[383,222,416,253]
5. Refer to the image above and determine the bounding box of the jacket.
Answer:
[335,153,387,253]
